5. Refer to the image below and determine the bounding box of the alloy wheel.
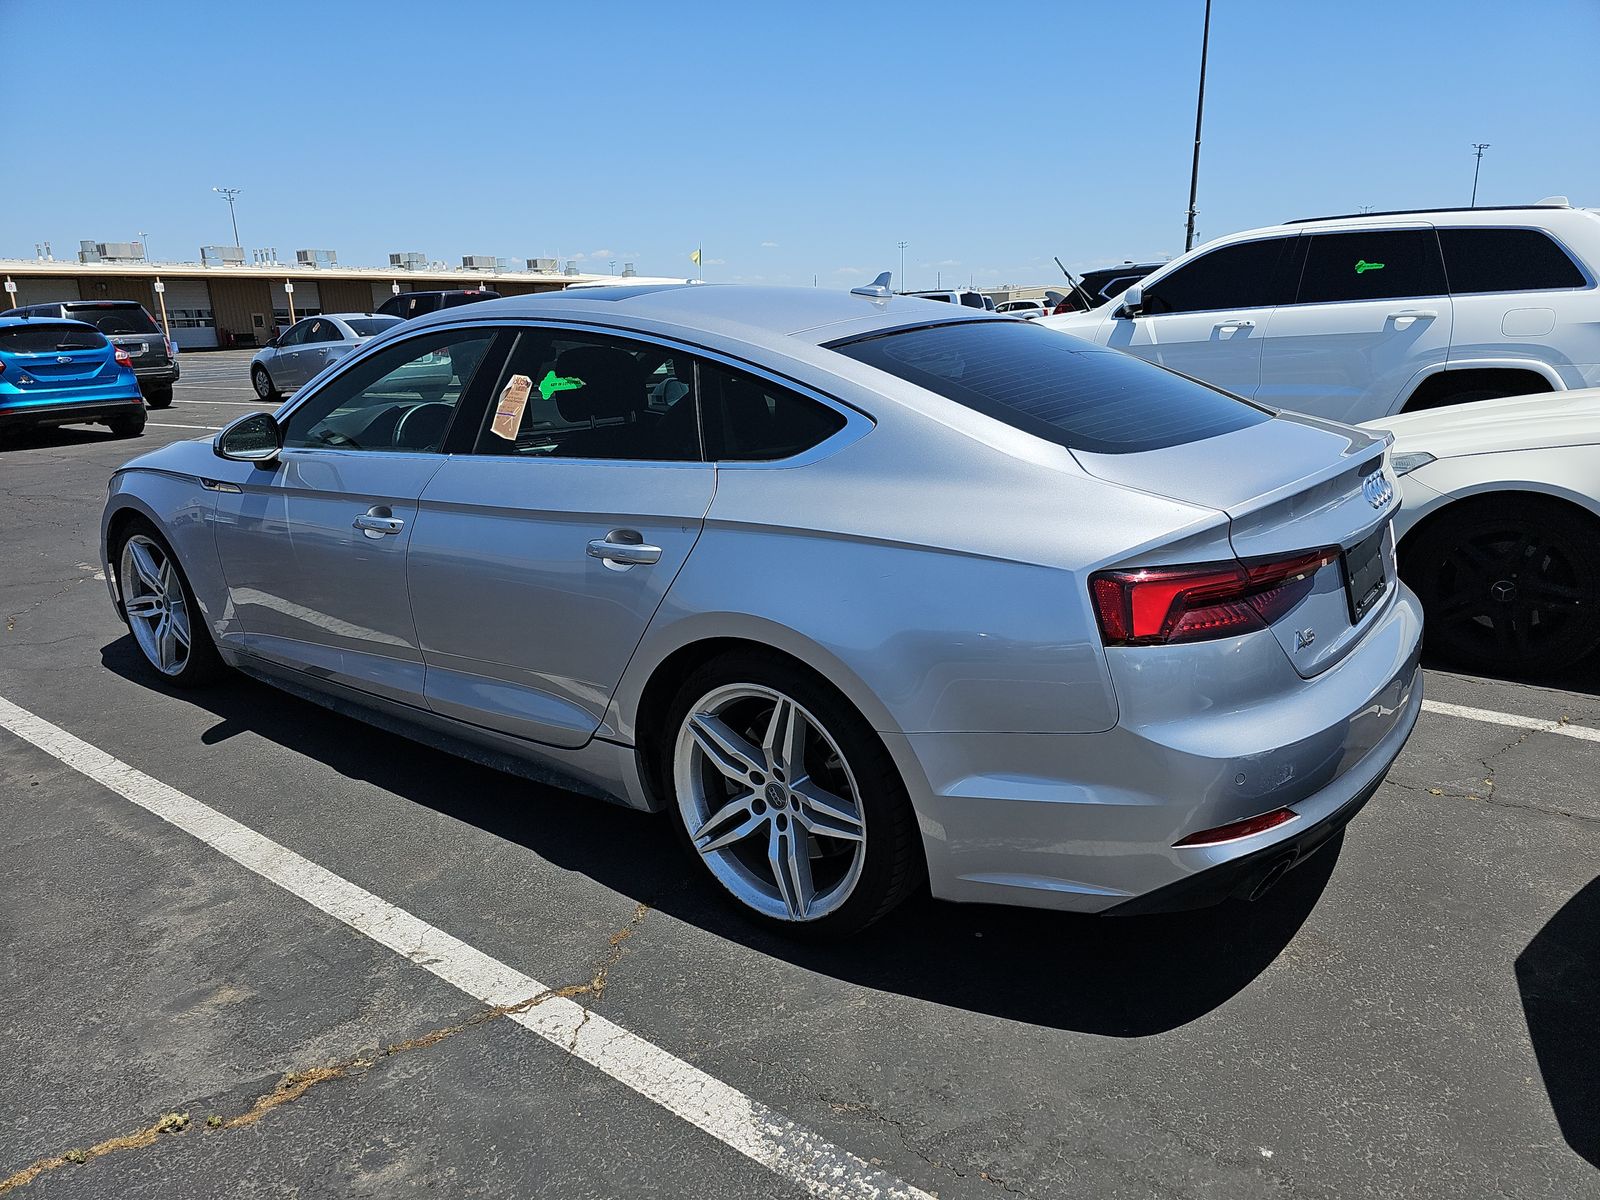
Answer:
[120,534,193,677]
[1427,524,1589,661]
[674,683,867,922]
[253,367,274,400]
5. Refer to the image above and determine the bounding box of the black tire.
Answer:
[252,365,280,401]
[108,412,146,438]
[661,650,923,938]
[111,516,225,687]
[144,385,173,410]
[1402,496,1600,676]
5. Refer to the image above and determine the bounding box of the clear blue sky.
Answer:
[3,1,1596,289]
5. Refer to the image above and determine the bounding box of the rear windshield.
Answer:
[0,325,109,353]
[831,320,1270,454]
[345,317,401,337]
[64,304,160,335]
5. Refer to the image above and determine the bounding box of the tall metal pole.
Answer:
[213,187,242,248]
[1183,0,1212,253]
[897,240,908,292]
[1470,143,1490,207]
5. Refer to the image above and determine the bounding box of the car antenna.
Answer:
[1053,257,1096,310]
[851,271,894,299]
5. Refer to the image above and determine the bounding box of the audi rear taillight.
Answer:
[114,347,133,367]
[1090,549,1337,646]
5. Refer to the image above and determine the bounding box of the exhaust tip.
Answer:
[1247,853,1299,902]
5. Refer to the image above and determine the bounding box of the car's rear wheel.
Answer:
[114,520,223,687]
[664,651,921,936]
[144,385,173,410]
[252,365,279,401]
[108,412,146,438]
[1403,497,1600,675]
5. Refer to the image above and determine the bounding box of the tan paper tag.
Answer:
[491,374,532,440]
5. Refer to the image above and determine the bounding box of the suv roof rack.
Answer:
[1285,202,1570,225]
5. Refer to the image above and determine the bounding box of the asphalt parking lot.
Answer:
[1,351,1597,1199]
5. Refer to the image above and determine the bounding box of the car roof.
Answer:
[315,312,398,322]
[0,315,97,329]
[400,283,993,347]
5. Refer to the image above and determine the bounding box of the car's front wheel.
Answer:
[664,651,922,936]
[1403,496,1600,675]
[252,365,279,401]
[114,520,223,687]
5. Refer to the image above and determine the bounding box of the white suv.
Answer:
[1041,203,1600,423]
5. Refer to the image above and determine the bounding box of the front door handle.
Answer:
[1214,318,1256,331]
[1388,309,1438,326]
[587,530,662,567]
[353,507,405,537]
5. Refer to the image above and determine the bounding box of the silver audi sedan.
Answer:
[101,283,1422,935]
[250,313,405,400]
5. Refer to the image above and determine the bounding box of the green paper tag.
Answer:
[538,371,585,401]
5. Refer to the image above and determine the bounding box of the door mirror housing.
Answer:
[1116,283,1144,317]
[214,411,282,462]
[264,333,280,348]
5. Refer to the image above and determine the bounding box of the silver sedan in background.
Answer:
[250,313,403,399]
[103,284,1422,936]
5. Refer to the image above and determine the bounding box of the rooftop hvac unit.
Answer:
[95,241,143,262]
[296,249,338,268]
[78,240,103,263]
[389,252,426,270]
[461,255,496,270]
[528,258,558,273]
[563,262,580,276]
[201,245,246,266]
[495,257,526,273]
[621,262,637,277]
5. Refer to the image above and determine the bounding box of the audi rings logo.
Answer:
[1363,471,1394,509]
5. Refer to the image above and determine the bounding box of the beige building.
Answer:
[0,258,614,349]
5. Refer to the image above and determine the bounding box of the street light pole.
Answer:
[897,240,908,292]
[212,187,242,248]
[1470,143,1491,207]
[139,231,151,262]
[1183,0,1212,253]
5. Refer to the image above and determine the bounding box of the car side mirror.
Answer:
[1116,283,1144,318]
[214,411,281,462]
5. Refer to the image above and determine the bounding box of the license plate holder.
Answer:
[1342,527,1388,624]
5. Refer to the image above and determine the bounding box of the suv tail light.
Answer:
[1090,549,1337,646]
[114,347,133,367]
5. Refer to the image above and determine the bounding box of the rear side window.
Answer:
[698,360,847,461]
[63,304,160,335]
[1439,228,1588,293]
[1295,229,1445,303]
[1141,237,1291,315]
[0,325,108,353]
[832,321,1268,455]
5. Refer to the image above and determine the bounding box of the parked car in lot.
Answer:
[8,299,179,407]
[377,289,501,321]
[1365,388,1600,675]
[102,284,1421,935]
[1042,202,1600,423]
[250,313,404,399]
[995,299,1050,319]
[0,316,145,438]
[1049,262,1163,314]
[904,288,994,310]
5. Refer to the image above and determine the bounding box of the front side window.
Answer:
[832,320,1268,455]
[1438,227,1588,294]
[1141,237,1292,315]
[698,360,847,461]
[305,319,342,343]
[282,329,497,453]
[1295,229,1446,304]
[473,328,700,461]
[277,321,312,348]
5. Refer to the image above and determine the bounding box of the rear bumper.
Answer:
[135,363,179,388]
[892,584,1423,914]
[0,395,146,428]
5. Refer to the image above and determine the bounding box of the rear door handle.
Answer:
[1388,309,1438,324]
[353,508,405,537]
[1214,318,1256,331]
[587,530,662,566]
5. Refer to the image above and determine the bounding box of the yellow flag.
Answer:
[690,248,702,265]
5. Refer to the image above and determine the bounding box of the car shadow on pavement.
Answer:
[1515,875,1600,1168]
[0,425,130,452]
[104,636,1336,1038]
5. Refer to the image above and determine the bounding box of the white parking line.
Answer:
[0,694,931,1200]
[147,422,221,431]
[1420,698,1600,743]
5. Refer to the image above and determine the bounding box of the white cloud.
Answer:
[591,249,614,259]
[706,257,727,266]
[833,265,867,275]
[761,241,779,248]
[568,252,586,261]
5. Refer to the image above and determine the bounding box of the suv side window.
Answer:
[698,359,846,461]
[1140,237,1292,315]
[473,327,700,461]
[282,329,497,453]
[1438,228,1588,293]
[1295,229,1446,304]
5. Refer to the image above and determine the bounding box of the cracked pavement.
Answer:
[1,358,1597,1198]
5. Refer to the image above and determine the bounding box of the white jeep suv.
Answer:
[1041,202,1600,423]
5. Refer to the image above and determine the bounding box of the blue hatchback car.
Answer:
[0,316,146,438]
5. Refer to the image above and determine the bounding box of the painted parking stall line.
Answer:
[1420,699,1600,743]
[0,694,932,1200]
